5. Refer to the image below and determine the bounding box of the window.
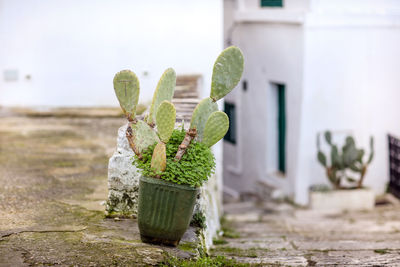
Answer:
[260,0,283,7]
[224,102,236,144]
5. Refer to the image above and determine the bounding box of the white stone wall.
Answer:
[0,0,222,107]
[106,124,140,217]
[193,174,221,249]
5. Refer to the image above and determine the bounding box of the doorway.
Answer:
[267,82,286,175]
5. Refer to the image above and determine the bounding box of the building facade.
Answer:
[223,0,400,204]
[0,0,222,107]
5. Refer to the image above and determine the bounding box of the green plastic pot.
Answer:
[138,176,199,246]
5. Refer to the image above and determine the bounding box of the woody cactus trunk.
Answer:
[317,131,374,189]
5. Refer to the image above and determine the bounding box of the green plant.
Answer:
[317,130,374,189]
[113,46,244,186]
[190,211,207,229]
[213,238,228,245]
[134,129,215,187]
[161,255,252,267]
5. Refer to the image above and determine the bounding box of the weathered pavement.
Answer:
[0,109,199,266]
[1,108,400,266]
[215,201,400,266]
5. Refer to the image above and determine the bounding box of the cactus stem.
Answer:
[174,128,197,161]
[127,113,136,122]
[126,122,143,160]
[357,165,367,189]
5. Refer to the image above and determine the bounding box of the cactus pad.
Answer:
[210,46,244,101]
[151,142,167,173]
[190,97,218,142]
[156,100,176,143]
[147,68,176,125]
[202,111,229,147]
[113,70,140,118]
[130,120,160,153]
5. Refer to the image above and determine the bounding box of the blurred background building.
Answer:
[0,0,222,106]
[1,0,400,206]
[223,0,400,204]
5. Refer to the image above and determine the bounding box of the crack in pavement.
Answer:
[0,226,87,240]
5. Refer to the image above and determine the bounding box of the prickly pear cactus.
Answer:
[151,142,167,173]
[130,120,160,154]
[190,98,218,142]
[147,68,176,126]
[210,46,244,102]
[202,111,229,148]
[113,70,140,119]
[317,131,374,189]
[156,100,176,143]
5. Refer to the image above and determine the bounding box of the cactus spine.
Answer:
[317,130,374,189]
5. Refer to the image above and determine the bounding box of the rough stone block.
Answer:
[309,188,375,212]
[106,123,140,217]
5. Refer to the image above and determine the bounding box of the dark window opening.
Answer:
[224,102,236,144]
[261,0,283,7]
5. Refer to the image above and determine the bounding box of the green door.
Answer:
[277,84,286,173]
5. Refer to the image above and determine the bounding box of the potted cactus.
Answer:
[112,47,244,246]
[311,131,375,211]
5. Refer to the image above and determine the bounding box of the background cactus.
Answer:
[147,68,176,126]
[317,130,374,189]
[113,70,140,120]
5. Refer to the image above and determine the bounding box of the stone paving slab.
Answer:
[309,250,400,266]
[217,201,400,266]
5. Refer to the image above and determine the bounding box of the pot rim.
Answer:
[140,176,198,191]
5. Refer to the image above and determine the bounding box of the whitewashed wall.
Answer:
[297,19,400,204]
[223,10,304,196]
[0,0,222,107]
[224,0,400,205]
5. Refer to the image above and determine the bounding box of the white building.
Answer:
[223,0,400,205]
[0,0,222,107]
